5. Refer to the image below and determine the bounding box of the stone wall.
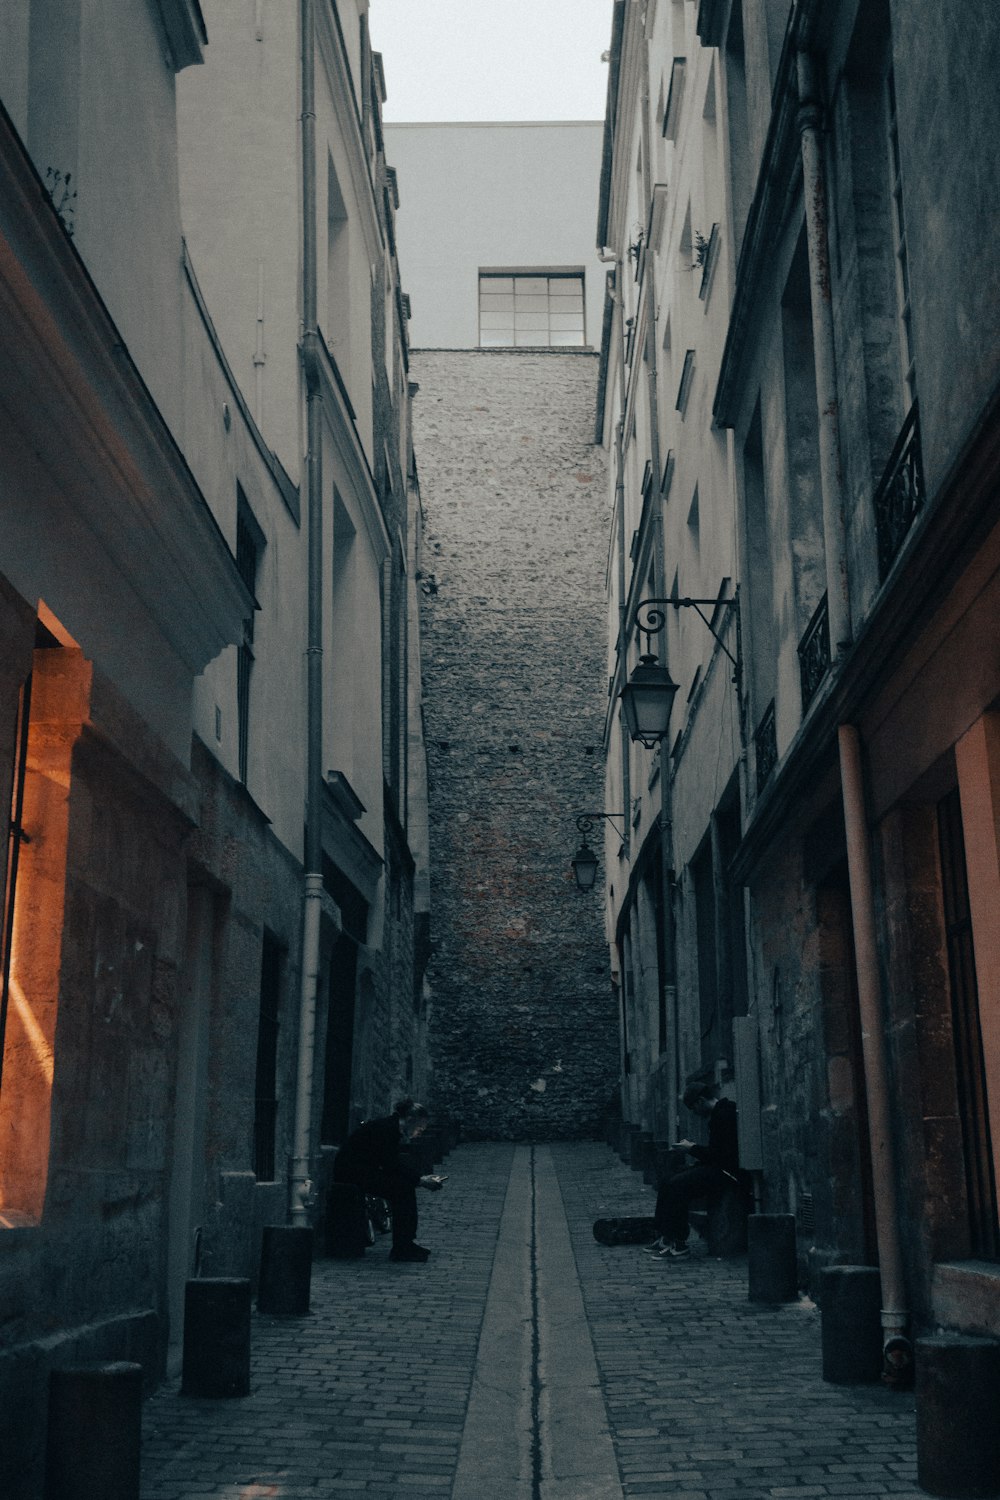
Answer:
[413,350,616,1139]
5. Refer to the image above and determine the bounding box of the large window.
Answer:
[478,272,586,348]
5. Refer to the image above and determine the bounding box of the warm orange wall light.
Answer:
[0,643,91,1223]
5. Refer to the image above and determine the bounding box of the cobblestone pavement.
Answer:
[140,1141,933,1500]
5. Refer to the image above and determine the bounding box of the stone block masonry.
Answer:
[413,350,616,1139]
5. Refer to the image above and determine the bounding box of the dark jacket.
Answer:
[689,1097,740,1178]
[332,1114,421,1187]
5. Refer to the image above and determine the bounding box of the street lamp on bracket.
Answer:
[620,594,741,747]
[571,812,626,892]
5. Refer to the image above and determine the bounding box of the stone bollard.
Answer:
[820,1265,883,1383]
[631,1130,653,1173]
[44,1361,142,1500]
[915,1334,1000,1497]
[618,1123,637,1164]
[182,1278,251,1397]
[258,1225,313,1316]
[747,1214,797,1303]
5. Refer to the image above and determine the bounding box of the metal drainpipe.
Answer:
[838,724,911,1376]
[796,51,851,656]
[290,0,325,1230]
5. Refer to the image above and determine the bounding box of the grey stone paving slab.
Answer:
[140,1139,962,1500]
[549,1141,935,1500]
[141,1143,513,1499]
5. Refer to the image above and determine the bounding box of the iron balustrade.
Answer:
[754,699,777,793]
[798,592,830,713]
[874,402,925,581]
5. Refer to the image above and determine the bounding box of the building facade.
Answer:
[384,121,605,351]
[383,117,617,1137]
[0,2,428,1490]
[598,0,1000,1354]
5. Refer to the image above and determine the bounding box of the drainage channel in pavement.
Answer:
[453,1143,624,1500]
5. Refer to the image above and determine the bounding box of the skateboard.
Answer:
[592,1215,657,1246]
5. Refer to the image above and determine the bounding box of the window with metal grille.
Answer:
[478,271,586,348]
[235,490,264,786]
[253,935,283,1182]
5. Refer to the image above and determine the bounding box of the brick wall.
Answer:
[413,350,617,1139]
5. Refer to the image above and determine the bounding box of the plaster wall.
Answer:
[177,0,302,473]
[889,2,1000,497]
[180,279,306,856]
[383,123,605,350]
[8,0,187,437]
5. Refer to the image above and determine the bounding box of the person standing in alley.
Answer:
[646,1081,742,1259]
[332,1098,445,1263]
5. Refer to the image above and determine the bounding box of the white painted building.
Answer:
[384,121,605,349]
[0,2,430,1488]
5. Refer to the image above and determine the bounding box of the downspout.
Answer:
[291,0,325,1229]
[838,724,911,1379]
[796,51,851,656]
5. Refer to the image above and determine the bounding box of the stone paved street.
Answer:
[141,1142,931,1500]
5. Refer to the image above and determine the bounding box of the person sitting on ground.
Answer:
[332,1098,445,1263]
[646,1081,741,1259]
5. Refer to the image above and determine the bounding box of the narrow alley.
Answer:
[140,1141,922,1500]
[4,1,1000,1495]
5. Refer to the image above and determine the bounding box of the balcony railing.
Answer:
[754,699,777,794]
[798,592,830,713]
[874,402,925,581]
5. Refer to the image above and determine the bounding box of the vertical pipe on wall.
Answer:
[796,51,851,657]
[290,0,325,1229]
[838,723,909,1369]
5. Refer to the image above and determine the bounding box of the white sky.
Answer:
[369,0,614,122]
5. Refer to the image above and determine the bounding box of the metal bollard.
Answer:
[45,1361,142,1500]
[258,1225,313,1316]
[820,1265,883,1383]
[747,1213,797,1303]
[181,1277,251,1397]
[915,1334,1000,1497]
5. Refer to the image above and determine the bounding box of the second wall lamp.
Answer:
[571,812,626,891]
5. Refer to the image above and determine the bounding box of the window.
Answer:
[1,618,86,1225]
[478,272,586,348]
[236,489,264,786]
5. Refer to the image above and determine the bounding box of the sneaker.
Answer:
[662,1243,690,1259]
[641,1237,668,1255]
[390,1243,431,1263]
